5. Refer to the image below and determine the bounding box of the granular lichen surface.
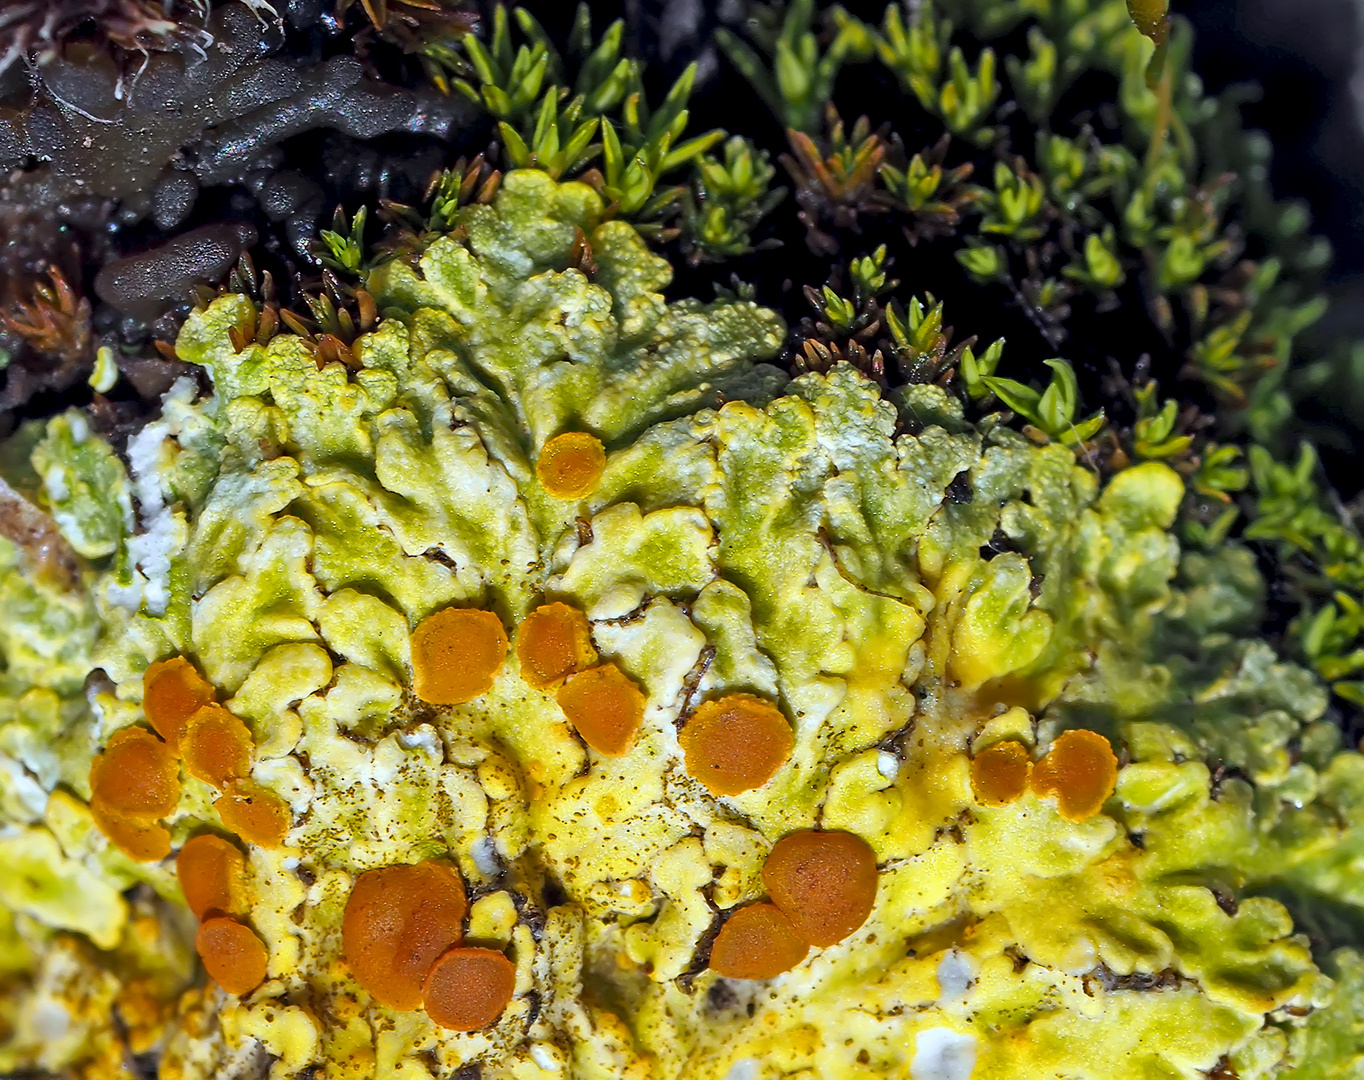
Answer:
[3,170,1364,1080]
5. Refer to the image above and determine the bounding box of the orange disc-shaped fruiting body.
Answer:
[556,663,646,756]
[143,656,215,747]
[94,812,171,862]
[215,780,292,849]
[343,862,470,1011]
[196,916,268,996]
[762,830,879,948]
[516,602,598,689]
[536,432,606,499]
[680,694,792,796]
[89,727,181,824]
[178,834,248,920]
[970,740,1032,807]
[182,705,254,788]
[423,947,516,1031]
[1030,729,1119,822]
[410,607,509,705]
[709,903,809,980]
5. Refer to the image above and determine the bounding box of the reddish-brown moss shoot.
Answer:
[423,947,516,1031]
[410,607,509,705]
[536,432,606,499]
[93,811,171,862]
[556,663,647,756]
[177,834,248,920]
[970,740,1033,807]
[143,656,215,747]
[708,903,809,980]
[516,602,598,689]
[1030,729,1119,822]
[196,917,268,996]
[215,780,291,849]
[680,694,792,796]
[762,830,879,948]
[182,705,254,788]
[343,862,469,1011]
[89,726,180,823]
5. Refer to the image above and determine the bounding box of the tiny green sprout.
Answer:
[316,206,369,276]
[569,13,637,117]
[1300,594,1364,682]
[874,3,951,112]
[1130,382,1191,460]
[452,5,551,122]
[1183,507,1249,553]
[1065,228,1126,291]
[1188,311,1263,404]
[681,137,784,263]
[981,358,1104,446]
[878,136,979,242]
[956,240,1007,283]
[716,0,873,133]
[1005,27,1059,123]
[939,45,999,145]
[1189,443,1247,501]
[1158,231,1210,290]
[958,338,1005,402]
[592,63,724,219]
[427,158,501,233]
[847,246,894,306]
[498,89,600,180]
[885,294,944,359]
[1244,444,1329,553]
[980,160,1047,241]
[813,285,859,332]
[880,150,945,211]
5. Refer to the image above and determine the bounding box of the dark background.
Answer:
[1182,0,1364,321]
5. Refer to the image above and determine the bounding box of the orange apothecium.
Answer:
[343,861,469,1011]
[142,656,215,746]
[709,903,809,980]
[516,602,597,689]
[970,740,1032,807]
[196,916,268,995]
[89,727,180,823]
[536,432,606,499]
[556,663,646,756]
[423,947,516,1031]
[410,607,508,705]
[178,834,248,920]
[680,694,792,796]
[762,830,878,948]
[215,780,292,849]
[182,704,254,788]
[1030,729,1118,822]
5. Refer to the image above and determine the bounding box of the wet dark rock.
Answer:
[95,221,259,320]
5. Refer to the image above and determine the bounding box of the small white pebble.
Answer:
[911,1028,975,1080]
[31,1000,70,1041]
[470,836,500,877]
[723,1059,759,1080]
[877,750,900,780]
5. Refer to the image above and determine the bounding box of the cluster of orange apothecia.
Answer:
[88,657,293,864]
[969,729,1120,821]
[87,658,293,995]
[708,829,880,980]
[177,834,268,996]
[411,597,798,798]
[341,861,516,1031]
